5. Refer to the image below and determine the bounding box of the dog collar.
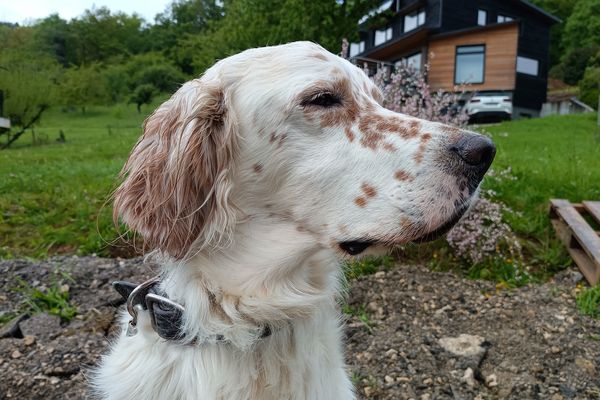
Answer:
[113,277,271,343]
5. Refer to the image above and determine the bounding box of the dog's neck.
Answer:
[159,215,342,349]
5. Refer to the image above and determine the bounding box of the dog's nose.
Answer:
[451,134,496,171]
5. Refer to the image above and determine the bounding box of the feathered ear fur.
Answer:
[114,78,238,259]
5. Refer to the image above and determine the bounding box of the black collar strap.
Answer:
[113,277,271,343]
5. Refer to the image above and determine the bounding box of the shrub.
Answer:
[370,62,469,127]
[579,66,600,109]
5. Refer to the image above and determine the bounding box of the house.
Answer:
[541,93,594,117]
[349,0,560,119]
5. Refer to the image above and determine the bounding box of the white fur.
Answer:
[94,41,484,400]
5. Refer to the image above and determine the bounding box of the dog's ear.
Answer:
[114,78,238,259]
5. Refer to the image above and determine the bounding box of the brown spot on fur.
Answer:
[413,143,427,164]
[408,119,421,138]
[345,127,355,142]
[312,53,328,61]
[361,183,377,198]
[371,87,384,104]
[269,132,277,143]
[382,142,397,152]
[296,225,307,232]
[278,133,288,148]
[395,170,413,181]
[354,197,367,207]
[253,164,263,174]
[420,133,432,143]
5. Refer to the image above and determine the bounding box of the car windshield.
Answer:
[473,92,508,97]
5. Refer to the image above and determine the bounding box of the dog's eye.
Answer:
[304,92,342,108]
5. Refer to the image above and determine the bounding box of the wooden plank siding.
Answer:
[427,23,519,92]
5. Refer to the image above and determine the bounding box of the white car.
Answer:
[465,91,512,122]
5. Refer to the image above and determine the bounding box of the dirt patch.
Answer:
[1,257,599,399]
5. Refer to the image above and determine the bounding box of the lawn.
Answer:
[0,102,162,258]
[1,108,599,279]
[483,113,600,276]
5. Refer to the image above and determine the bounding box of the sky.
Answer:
[0,0,171,25]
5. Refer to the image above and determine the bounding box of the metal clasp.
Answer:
[124,276,160,337]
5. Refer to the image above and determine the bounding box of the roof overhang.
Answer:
[360,27,429,61]
[429,21,519,41]
[514,0,561,24]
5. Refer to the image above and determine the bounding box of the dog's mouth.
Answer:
[338,206,469,256]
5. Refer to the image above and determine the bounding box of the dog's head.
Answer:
[114,41,495,259]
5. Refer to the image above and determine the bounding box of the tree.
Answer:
[69,7,145,65]
[129,84,156,113]
[32,14,73,67]
[561,0,600,56]
[579,67,600,109]
[530,0,577,66]
[59,64,109,112]
[0,50,59,149]
[182,0,380,74]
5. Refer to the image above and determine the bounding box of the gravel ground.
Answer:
[1,256,599,400]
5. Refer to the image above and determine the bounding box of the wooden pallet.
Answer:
[549,199,600,285]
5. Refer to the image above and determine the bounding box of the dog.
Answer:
[94,41,495,399]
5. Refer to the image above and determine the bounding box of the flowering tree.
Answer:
[369,62,469,127]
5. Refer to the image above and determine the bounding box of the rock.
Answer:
[385,348,398,357]
[11,350,22,359]
[462,368,477,387]
[485,373,498,388]
[439,334,489,370]
[439,334,487,357]
[19,313,62,341]
[0,314,28,339]
[422,377,433,385]
[384,375,394,384]
[570,271,583,284]
[23,335,36,346]
[420,394,431,400]
[575,357,596,375]
[364,386,374,396]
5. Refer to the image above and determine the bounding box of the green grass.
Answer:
[577,285,600,320]
[0,102,164,258]
[484,113,600,277]
[12,270,78,322]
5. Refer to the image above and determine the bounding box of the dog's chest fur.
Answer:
[95,298,353,400]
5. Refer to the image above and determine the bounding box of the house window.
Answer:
[349,41,365,57]
[404,9,425,33]
[394,52,422,73]
[374,27,393,46]
[516,56,539,76]
[497,14,513,23]
[477,9,487,26]
[455,45,485,84]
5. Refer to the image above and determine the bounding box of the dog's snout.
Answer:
[451,134,496,170]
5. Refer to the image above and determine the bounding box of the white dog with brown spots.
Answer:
[94,41,495,399]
